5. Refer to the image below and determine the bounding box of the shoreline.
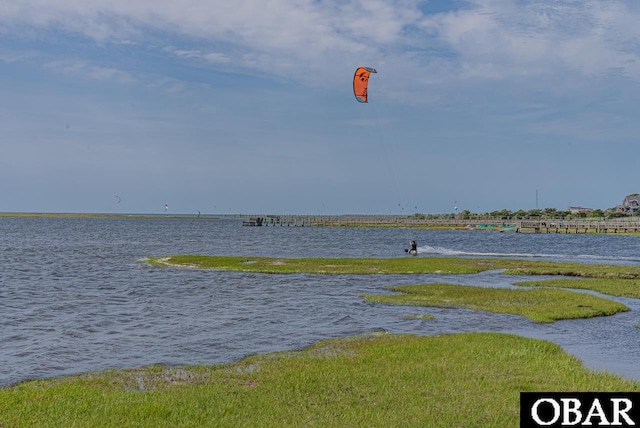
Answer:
[3,212,640,234]
[1,332,638,427]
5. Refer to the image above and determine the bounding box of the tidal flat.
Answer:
[147,255,636,323]
[2,253,639,426]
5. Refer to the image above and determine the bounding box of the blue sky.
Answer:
[2,0,640,215]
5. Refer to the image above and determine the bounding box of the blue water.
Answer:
[1,217,639,387]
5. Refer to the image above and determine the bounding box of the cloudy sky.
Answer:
[2,0,640,215]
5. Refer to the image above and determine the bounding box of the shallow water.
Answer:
[1,217,639,386]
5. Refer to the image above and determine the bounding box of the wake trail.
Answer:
[416,245,640,263]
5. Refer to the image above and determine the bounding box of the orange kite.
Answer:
[353,66,377,103]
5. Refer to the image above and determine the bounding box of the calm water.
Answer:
[1,217,639,387]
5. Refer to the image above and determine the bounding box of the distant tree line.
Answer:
[412,207,629,221]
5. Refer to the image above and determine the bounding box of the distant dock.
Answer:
[241,215,640,233]
[242,217,265,226]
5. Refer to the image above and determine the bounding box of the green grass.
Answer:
[1,333,638,427]
[146,255,640,278]
[147,256,634,323]
[364,283,629,323]
[3,256,639,426]
[146,255,500,274]
[502,262,640,279]
[514,277,640,298]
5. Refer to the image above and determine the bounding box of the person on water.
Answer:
[404,240,418,256]
[405,240,418,254]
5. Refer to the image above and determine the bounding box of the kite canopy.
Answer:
[353,66,377,103]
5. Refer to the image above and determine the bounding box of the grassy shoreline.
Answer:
[364,283,629,323]
[2,333,639,427]
[514,277,640,298]
[3,255,638,426]
[145,255,638,322]
[146,254,640,280]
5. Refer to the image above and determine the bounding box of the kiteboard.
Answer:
[404,248,417,256]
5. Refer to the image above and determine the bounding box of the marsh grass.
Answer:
[364,283,629,323]
[502,262,640,279]
[146,255,640,278]
[4,255,636,426]
[1,333,638,427]
[148,255,634,322]
[147,255,498,274]
[514,278,640,298]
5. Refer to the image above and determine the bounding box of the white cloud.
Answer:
[203,52,230,64]
[3,0,640,98]
[44,59,136,83]
[0,50,39,63]
[164,46,230,64]
[0,1,418,73]
[421,0,640,80]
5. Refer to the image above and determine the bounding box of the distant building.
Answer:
[567,206,594,214]
[617,194,640,215]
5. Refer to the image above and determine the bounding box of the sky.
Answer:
[2,0,640,215]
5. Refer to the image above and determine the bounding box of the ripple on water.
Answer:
[1,217,639,386]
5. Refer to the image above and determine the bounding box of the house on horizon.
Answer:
[616,194,640,215]
[567,206,593,214]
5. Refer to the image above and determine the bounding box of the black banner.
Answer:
[520,392,640,427]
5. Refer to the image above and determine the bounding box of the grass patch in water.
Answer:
[146,255,640,278]
[1,333,638,427]
[364,283,629,323]
[502,262,640,279]
[514,277,640,299]
[147,255,501,274]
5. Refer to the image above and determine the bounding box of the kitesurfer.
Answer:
[405,240,418,255]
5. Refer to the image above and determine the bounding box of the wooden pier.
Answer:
[240,215,640,233]
[242,217,264,226]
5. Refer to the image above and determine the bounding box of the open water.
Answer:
[1,216,639,387]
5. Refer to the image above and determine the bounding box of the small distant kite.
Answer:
[115,195,121,204]
[165,203,169,213]
[353,66,377,103]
